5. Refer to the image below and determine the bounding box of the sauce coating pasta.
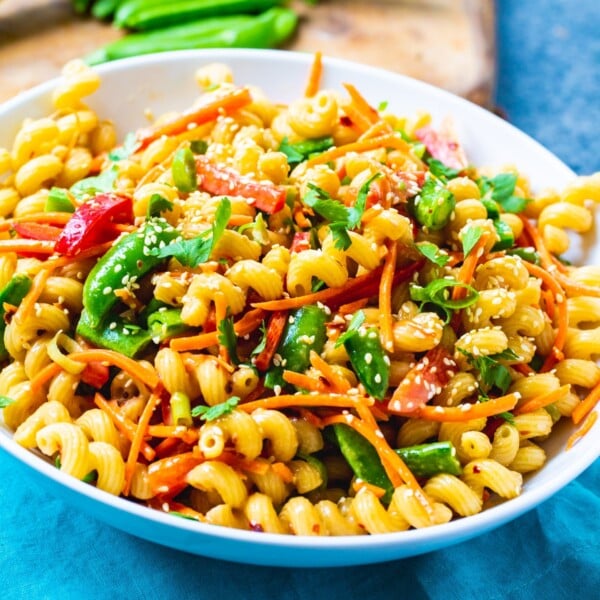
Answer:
[1,57,599,536]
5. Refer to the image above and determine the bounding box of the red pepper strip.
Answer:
[415,125,468,171]
[196,156,287,214]
[254,310,289,372]
[290,231,311,254]
[80,361,110,389]
[388,345,457,415]
[146,452,204,496]
[137,87,253,150]
[54,192,134,257]
[12,222,62,241]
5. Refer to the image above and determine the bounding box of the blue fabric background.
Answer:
[1,1,598,598]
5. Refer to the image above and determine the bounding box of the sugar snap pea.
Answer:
[0,274,32,361]
[172,147,197,193]
[414,178,456,231]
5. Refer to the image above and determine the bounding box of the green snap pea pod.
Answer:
[170,391,193,426]
[172,147,197,193]
[343,327,390,400]
[331,423,393,503]
[0,274,32,360]
[507,246,541,265]
[80,218,179,328]
[491,218,515,251]
[481,196,500,219]
[264,304,327,389]
[147,308,190,342]
[413,178,456,231]
[87,8,298,65]
[45,187,75,213]
[396,441,462,478]
[115,0,284,30]
[279,136,335,167]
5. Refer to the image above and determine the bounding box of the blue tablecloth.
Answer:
[1,1,599,598]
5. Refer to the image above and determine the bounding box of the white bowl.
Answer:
[0,49,598,567]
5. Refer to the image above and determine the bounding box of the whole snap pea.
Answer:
[172,147,197,193]
[343,327,390,400]
[413,178,456,231]
[396,441,462,478]
[0,274,32,360]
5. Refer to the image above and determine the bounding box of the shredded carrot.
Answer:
[282,370,331,393]
[124,392,161,495]
[523,261,568,371]
[352,480,387,498]
[253,310,288,372]
[26,241,114,275]
[513,362,536,377]
[0,212,72,232]
[359,119,393,141]
[417,393,520,422]
[253,259,423,312]
[29,362,63,393]
[518,215,567,273]
[566,410,598,449]
[93,394,155,461]
[271,462,295,484]
[304,51,323,97]
[343,82,379,127]
[14,266,54,325]
[452,232,489,302]
[239,392,373,413]
[70,349,159,389]
[297,407,324,428]
[146,451,204,495]
[227,214,254,227]
[293,204,312,229]
[540,287,556,321]
[572,378,600,425]
[338,297,369,315]
[137,87,253,149]
[305,132,412,168]
[514,384,571,415]
[379,241,397,352]
[147,425,199,444]
[0,239,56,255]
[169,308,265,352]
[88,153,107,174]
[341,102,373,134]
[309,351,351,393]
[322,413,433,516]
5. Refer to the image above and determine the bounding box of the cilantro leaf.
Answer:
[329,222,352,251]
[303,184,351,223]
[427,158,461,180]
[479,173,530,214]
[334,310,366,347]
[147,193,174,219]
[108,132,139,161]
[347,172,381,229]
[70,165,118,202]
[217,316,240,365]
[415,241,450,267]
[191,397,240,421]
[461,224,484,257]
[460,348,518,394]
[251,321,268,356]
[153,197,231,267]
[0,395,15,408]
[498,411,516,425]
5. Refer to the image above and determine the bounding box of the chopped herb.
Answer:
[427,158,461,180]
[146,193,174,219]
[334,310,366,348]
[498,411,516,425]
[251,321,268,356]
[460,348,519,394]
[190,139,209,155]
[329,222,352,251]
[191,396,240,421]
[478,173,530,214]
[377,100,389,112]
[108,132,139,161]
[279,136,334,168]
[461,224,484,256]
[410,278,479,323]
[303,184,351,223]
[70,165,119,202]
[217,315,240,365]
[415,241,450,267]
[152,197,230,267]
[0,395,15,408]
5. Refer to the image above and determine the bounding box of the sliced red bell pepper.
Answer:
[54,192,134,257]
[387,345,457,415]
[12,222,62,242]
[196,156,287,214]
[253,310,289,372]
[415,125,468,171]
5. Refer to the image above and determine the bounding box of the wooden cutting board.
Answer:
[0,0,495,106]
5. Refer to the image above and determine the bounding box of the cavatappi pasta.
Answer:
[1,57,599,536]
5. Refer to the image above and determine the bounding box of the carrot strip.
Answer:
[518,215,567,273]
[309,351,351,393]
[513,363,536,377]
[270,462,295,483]
[26,241,114,275]
[416,393,520,422]
[227,214,253,227]
[341,102,373,134]
[352,480,387,498]
[0,239,56,255]
[253,310,288,372]
[379,241,397,352]
[146,452,204,496]
[169,308,265,352]
[253,259,423,312]
[93,394,155,461]
[304,51,323,97]
[70,349,159,389]
[452,232,489,302]
[523,261,568,371]
[124,393,161,495]
[305,133,412,168]
[359,119,393,141]
[238,392,374,413]
[282,370,331,393]
[567,410,598,449]
[29,362,63,393]
[147,425,199,443]
[338,297,369,315]
[137,87,253,149]
[572,378,600,425]
[514,384,571,415]
[322,413,433,515]
[14,266,54,325]
[343,82,379,126]
[0,212,72,232]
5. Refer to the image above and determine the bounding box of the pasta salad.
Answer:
[0,55,599,536]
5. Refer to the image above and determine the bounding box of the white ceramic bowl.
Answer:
[0,49,598,567]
